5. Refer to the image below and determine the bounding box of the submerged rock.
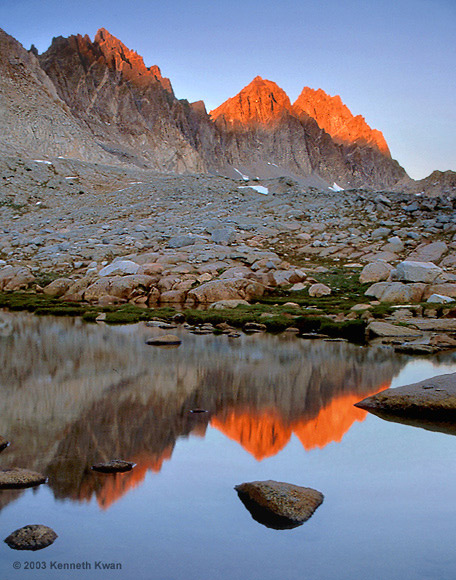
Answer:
[0,468,47,489]
[91,460,135,473]
[235,480,324,529]
[5,525,57,551]
[355,372,456,420]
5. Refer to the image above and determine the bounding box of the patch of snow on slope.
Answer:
[329,182,344,192]
[234,168,249,181]
[238,186,269,195]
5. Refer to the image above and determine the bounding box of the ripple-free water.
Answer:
[0,313,455,580]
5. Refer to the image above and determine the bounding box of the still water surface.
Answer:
[0,313,455,580]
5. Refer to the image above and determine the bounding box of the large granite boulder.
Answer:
[187,278,265,304]
[407,241,448,263]
[365,281,425,303]
[359,261,393,284]
[97,260,139,276]
[395,261,442,283]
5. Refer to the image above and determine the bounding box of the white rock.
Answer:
[426,294,455,304]
[98,260,139,277]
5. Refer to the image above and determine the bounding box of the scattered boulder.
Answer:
[188,278,265,304]
[168,235,195,249]
[407,241,448,263]
[4,525,57,551]
[43,278,72,297]
[91,460,135,473]
[145,334,182,346]
[365,281,425,303]
[0,266,35,291]
[359,261,393,284]
[235,480,324,529]
[0,468,47,489]
[211,228,237,245]
[427,294,454,304]
[209,299,249,309]
[395,261,442,283]
[308,283,331,297]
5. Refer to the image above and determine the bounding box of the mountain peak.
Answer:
[294,87,390,155]
[92,28,172,92]
[210,77,292,126]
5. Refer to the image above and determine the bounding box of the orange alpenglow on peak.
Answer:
[93,28,172,92]
[293,87,390,155]
[210,77,292,126]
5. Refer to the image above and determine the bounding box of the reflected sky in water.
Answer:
[0,313,455,579]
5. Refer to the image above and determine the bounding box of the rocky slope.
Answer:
[0,27,412,189]
[0,29,112,163]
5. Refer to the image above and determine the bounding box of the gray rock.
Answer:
[168,235,195,249]
[211,228,237,245]
[5,525,58,551]
[98,260,139,276]
[355,372,456,418]
[407,241,448,263]
[396,260,442,283]
[359,261,393,284]
[208,299,250,309]
[235,480,324,527]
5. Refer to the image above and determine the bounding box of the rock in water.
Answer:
[91,460,135,473]
[355,372,456,420]
[5,525,57,551]
[0,436,10,452]
[235,480,324,529]
[0,468,47,489]
[145,334,182,346]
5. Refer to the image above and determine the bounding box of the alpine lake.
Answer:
[0,312,455,580]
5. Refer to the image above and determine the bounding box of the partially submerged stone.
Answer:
[5,525,57,551]
[235,480,324,529]
[91,460,135,473]
[0,468,47,489]
[355,372,456,420]
[0,436,10,452]
[145,334,182,346]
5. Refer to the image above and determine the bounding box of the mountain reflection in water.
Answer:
[0,312,434,511]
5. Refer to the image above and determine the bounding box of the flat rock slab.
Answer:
[91,460,135,473]
[145,334,182,346]
[411,318,456,332]
[0,468,47,489]
[367,321,423,338]
[355,372,456,420]
[235,480,324,529]
[5,525,57,551]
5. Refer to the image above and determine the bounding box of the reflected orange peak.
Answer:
[211,382,390,459]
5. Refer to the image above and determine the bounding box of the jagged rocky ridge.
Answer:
[0,27,409,189]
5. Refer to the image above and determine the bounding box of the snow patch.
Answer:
[234,168,249,181]
[33,160,52,165]
[329,182,344,192]
[238,185,269,195]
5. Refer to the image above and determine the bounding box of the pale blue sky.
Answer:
[1,0,454,179]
